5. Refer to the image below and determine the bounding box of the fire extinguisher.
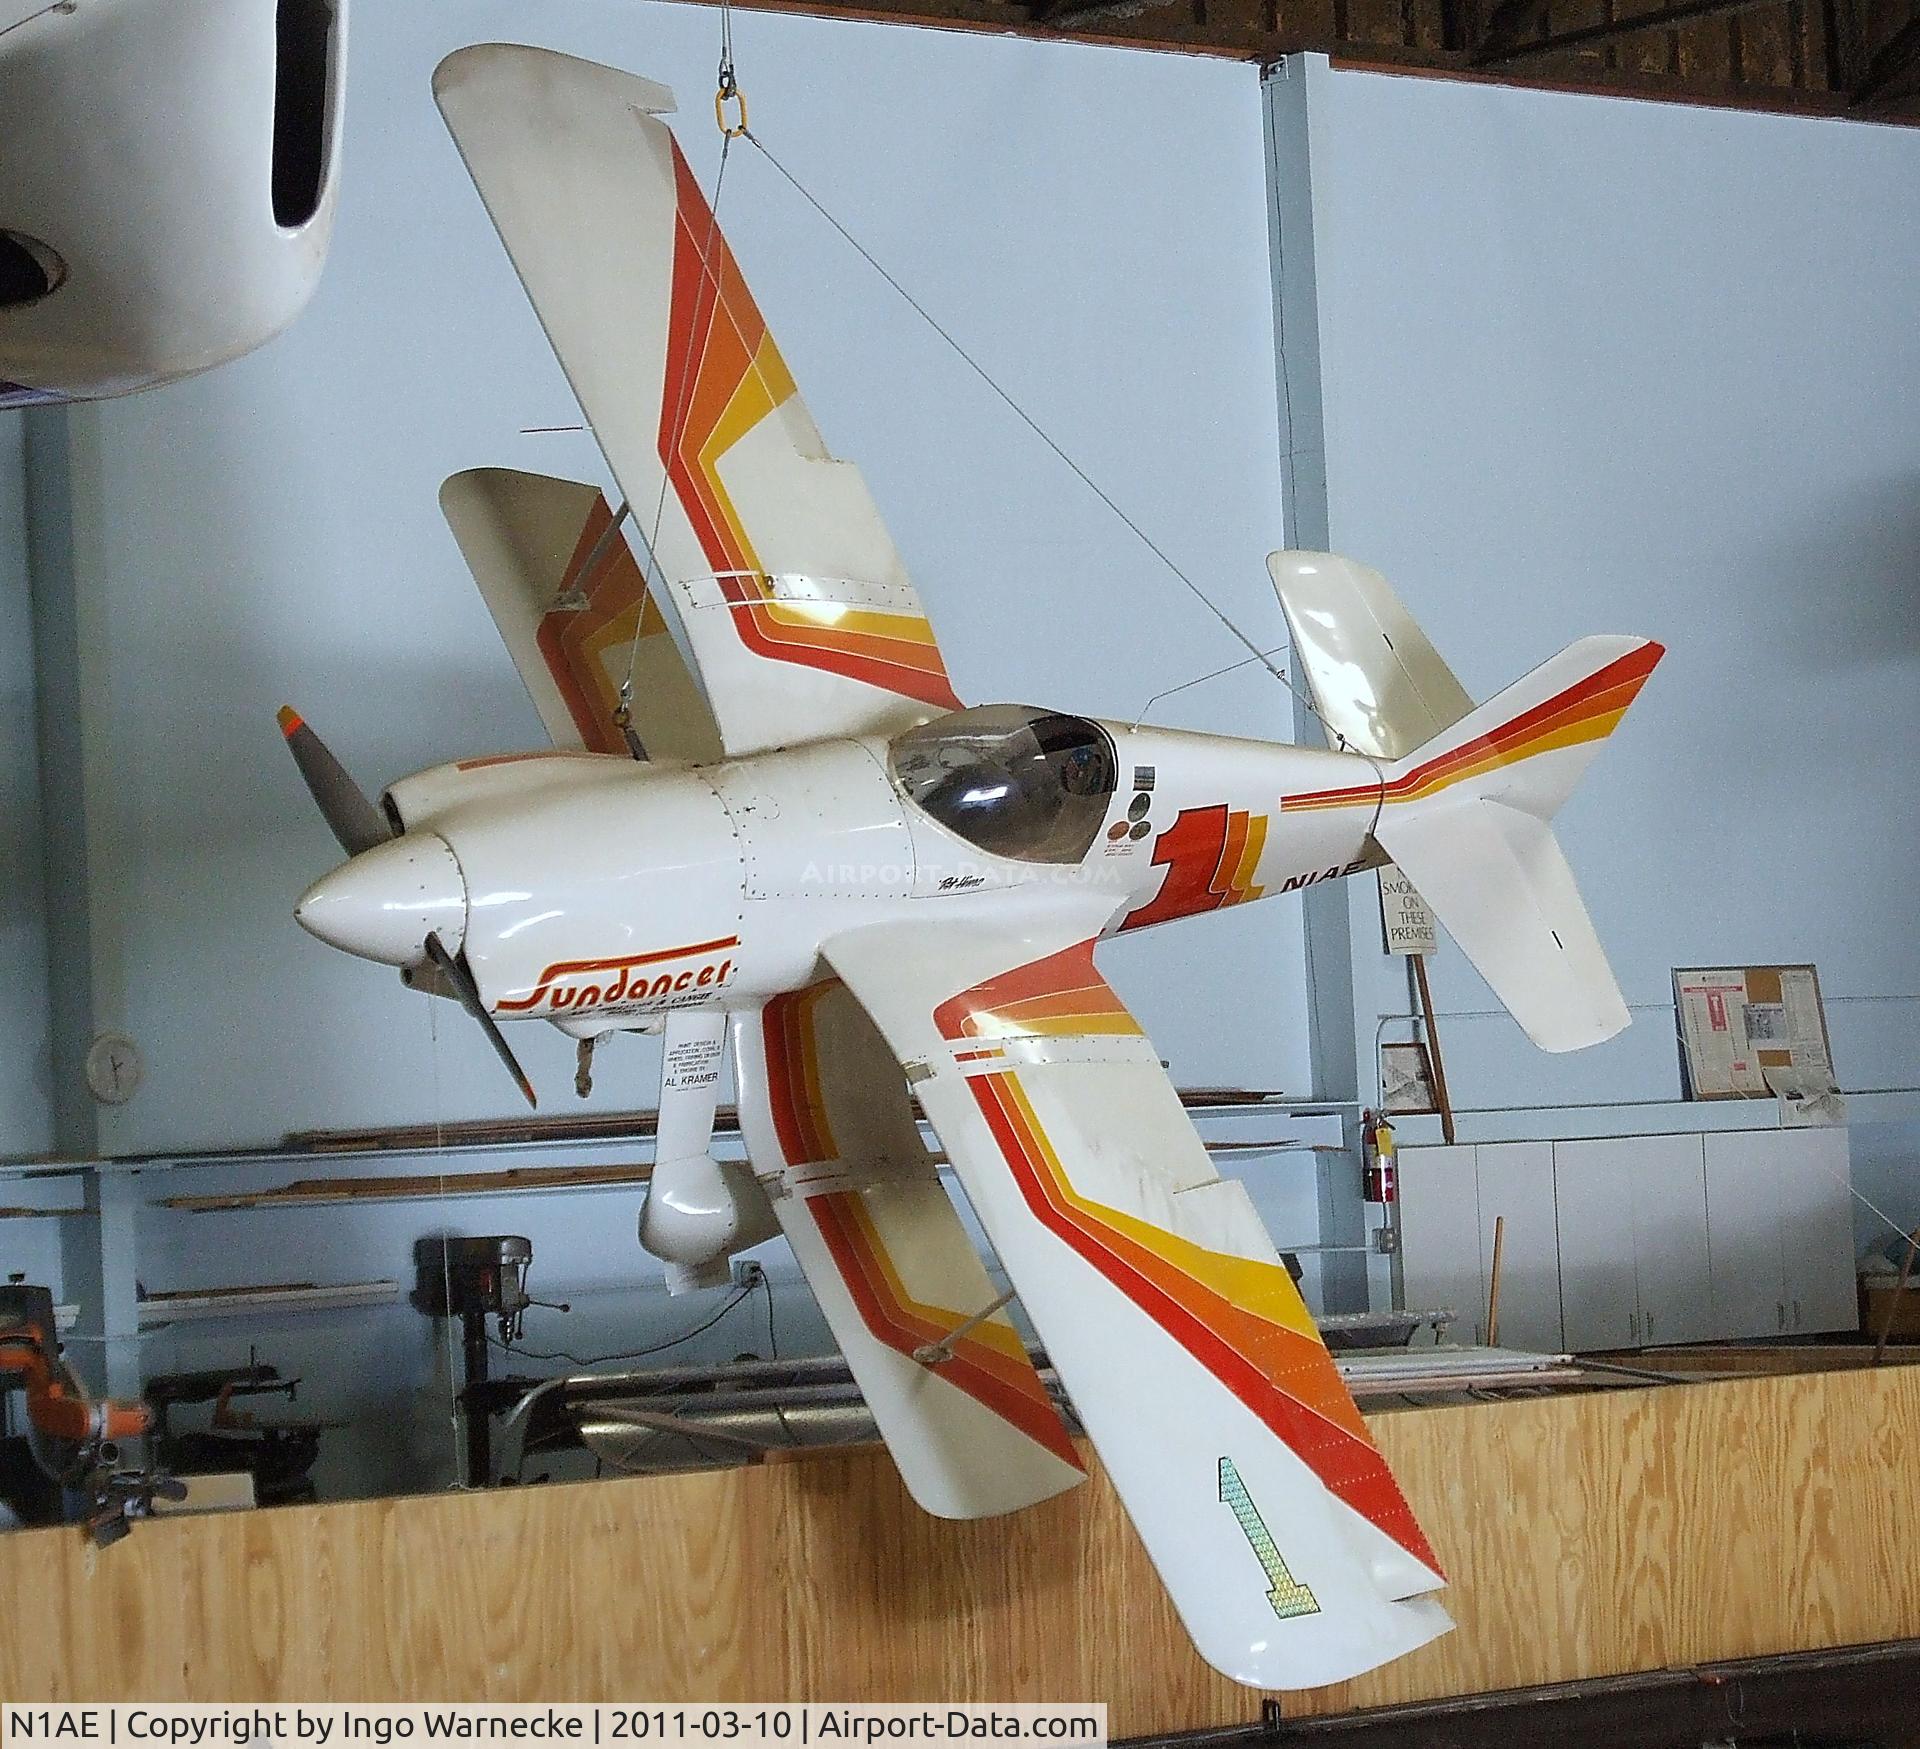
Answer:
[1363,1110,1398,1205]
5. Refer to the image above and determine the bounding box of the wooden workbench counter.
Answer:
[2,1366,1916,1732]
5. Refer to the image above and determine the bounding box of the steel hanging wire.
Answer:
[730,123,1389,796]
[735,127,1290,690]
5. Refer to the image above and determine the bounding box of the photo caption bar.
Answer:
[1,1708,1106,1749]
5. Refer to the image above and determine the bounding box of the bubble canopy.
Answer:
[887,705,1119,865]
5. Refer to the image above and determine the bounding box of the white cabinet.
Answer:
[1702,1132,1787,1339]
[1398,1144,1485,1341]
[1473,1142,1562,1351]
[1705,1128,1857,1338]
[1551,1138,1646,1350]
[1401,1129,1855,1352]
[1401,1141,1563,1348]
[1625,1135,1717,1347]
[1555,1135,1713,1350]
[1784,1128,1858,1333]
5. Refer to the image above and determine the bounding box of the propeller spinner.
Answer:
[277,706,539,1108]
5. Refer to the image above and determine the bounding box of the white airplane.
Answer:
[0,0,346,407]
[280,44,1662,1691]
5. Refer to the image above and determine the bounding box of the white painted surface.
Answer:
[55,0,1295,1152]
[1775,1126,1859,1334]
[1543,1137,1641,1351]
[1473,1141,1560,1352]
[1704,1128,1858,1339]
[1704,1128,1791,1340]
[0,0,343,401]
[1396,1142,1482,1341]
[1294,66,1920,1245]
[1625,1133,1713,1347]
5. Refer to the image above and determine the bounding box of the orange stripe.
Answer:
[1215,809,1250,901]
[936,946,1439,1574]
[660,145,961,713]
[808,1193,1082,1470]
[759,986,1081,1472]
[1284,642,1661,814]
[934,941,1139,1040]
[763,985,835,1166]
[535,494,647,756]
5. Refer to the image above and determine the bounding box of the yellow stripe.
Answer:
[848,1200,1031,1365]
[1384,708,1626,806]
[761,600,943,644]
[1229,814,1268,899]
[1286,705,1628,813]
[998,1075,1320,1344]
[695,367,778,575]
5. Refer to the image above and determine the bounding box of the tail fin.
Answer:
[1371,636,1664,1053]
[1268,552,1474,760]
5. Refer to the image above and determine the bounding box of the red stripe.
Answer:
[968,1070,1438,1572]
[659,145,961,715]
[1286,641,1663,810]
[809,1193,1082,1470]
[761,993,819,1166]
[760,990,1079,1471]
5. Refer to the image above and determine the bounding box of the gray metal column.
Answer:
[24,403,97,1161]
[1263,57,1369,1314]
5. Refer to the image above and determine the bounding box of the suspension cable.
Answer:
[738,127,1290,691]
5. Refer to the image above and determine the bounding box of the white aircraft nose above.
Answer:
[295,833,467,968]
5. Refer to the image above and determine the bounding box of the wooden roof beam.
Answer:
[1853,13,1920,103]
[1478,0,1786,62]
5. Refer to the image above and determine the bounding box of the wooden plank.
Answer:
[161,1163,655,1213]
[1673,8,1735,70]
[1735,0,1798,75]
[2,1369,1918,1725]
[136,1281,403,1323]
[1591,1343,1920,1373]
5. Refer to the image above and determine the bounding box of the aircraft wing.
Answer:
[435,45,962,759]
[731,979,1085,1519]
[820,915,1452,1691]
[440,468,724,764]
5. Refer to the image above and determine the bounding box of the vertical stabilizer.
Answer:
[1267,552,1473,759]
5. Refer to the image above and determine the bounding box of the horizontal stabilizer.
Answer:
[1371,635,1663,1053]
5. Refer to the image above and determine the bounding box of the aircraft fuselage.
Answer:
[295,712,1390,1038]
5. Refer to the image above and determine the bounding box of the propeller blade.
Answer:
[276,706,390,857]
[424,931,538,1109]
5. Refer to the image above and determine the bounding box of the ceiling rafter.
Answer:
[1853,11,1920,102]
[1478,0,1789,63]
[693,0,1920,122]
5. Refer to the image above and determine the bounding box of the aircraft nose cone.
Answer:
[295,833,466,967]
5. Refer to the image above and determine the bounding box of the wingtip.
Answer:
[431,42,678,118]
[430,41,494,100]
[276,705,304,738]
